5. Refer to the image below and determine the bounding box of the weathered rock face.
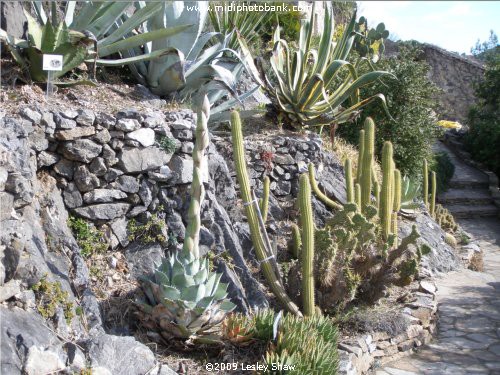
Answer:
[1,99,460,374]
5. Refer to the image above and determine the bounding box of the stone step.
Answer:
[448,179,489,189]
[438,188,494,205]
[445,203,499,218]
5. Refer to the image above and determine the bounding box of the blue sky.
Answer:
[357,1,499,54]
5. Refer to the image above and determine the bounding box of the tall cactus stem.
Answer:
[430,171,437,217]
[231,111,301,316]
[392,212,398,247]
[393,169,401,212]
[299,174,315,316]
[183,95,210,258]
[380,141,394,241]
[355,183,361,212]
[345,159,354,203]
[423,160,429,208]
[361,118,375,212]
[356,129,365,183]
[259,176,270,223]
[308,163,343,210]
[290,223,302,259]
[373,181,380,209]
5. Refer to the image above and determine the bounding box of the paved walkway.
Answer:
[377,218,500,375]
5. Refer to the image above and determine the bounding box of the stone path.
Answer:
[376,145,500,375]
[435,141,498,218]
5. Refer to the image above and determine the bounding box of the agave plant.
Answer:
[138,250,236,344]
[208,1,273,51]
[401,175,422,210]
[257,2,394,130]
[1,2,189,82]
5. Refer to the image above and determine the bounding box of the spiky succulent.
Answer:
[138,250,236,345]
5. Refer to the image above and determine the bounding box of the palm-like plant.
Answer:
[257,2,394,130]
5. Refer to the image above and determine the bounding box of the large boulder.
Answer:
[73,203,130,220]
[117,147,171,173]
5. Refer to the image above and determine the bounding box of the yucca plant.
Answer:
[257,2,394,130]
[1,2,189,82]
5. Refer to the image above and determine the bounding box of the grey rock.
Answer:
[168,155,193,184]
[29,127,49,151]
[96,112,115,128]
[88,333,157,375]
[5,174,33,207]
[125,128,155,147]
[115,175,140,193]
[74,165,100,193]
[0,167,8,190]
[104,168,123,182]
[109,130,124,139]
[181,142,194,154]
[89,157,107,176]
[0,192,14,221]
[143,113,164,128]
[110,138,124,151]
[83,189,127,204]
[73,203,130,220]
[124,139,141,148]
[63,183,83,208]
[138,180,153,207]
[60,109,79,119]
[93,128,111,144]
[273,180,291,196]
[102,144,117,164]
[172,128,193,141]
[55,114,77,129]
[76,109,95,126]
[148,166,172,182]
[124,242,163,279]
[115,118,141,132]
[273,154,295,164]
[166,211,185,240]
[20,107,41,124]
[41,112,55,130]
[55,126,95,141]
[170,119,194,130]
[118,147,171,173]
[37,151,60,167]
[60,139,102,163]
[0,1,26,41]
[0,279,21,302]
[54,159,75,179]
[127,206,147,218]
[110,217,129,247]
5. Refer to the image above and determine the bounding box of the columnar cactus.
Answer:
[373,181,380,209]
[299,174,315,316]
[356,129,365,183]
[231,111,301,316]
[423,159,429,208]
[345,159,354,203]
[430,171,437,217]
[380,141,394,241]
[392,169,402,242]
[355,183,361,211]
[290,223,302,259]
[360,118,375,211]
[183,95,210,258]
[308,163,343,210]
[260,176,270,223]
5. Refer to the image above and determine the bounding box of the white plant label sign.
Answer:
[42,54,63,71]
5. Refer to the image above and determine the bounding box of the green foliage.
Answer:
[257,3,392,130]
[400,175,422,209]
[262,3,303,42]
[338,44,441,178]
[158,136,177,154]
[352,15,389,62]
[265,314,339,374]
[32,275,74,324]
[470,30,499,60]
[68,216,107,258]
[465,49,500,177]
[127,213,167,245]
[430,152,455,193]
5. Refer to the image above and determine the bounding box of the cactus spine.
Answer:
[231,111,301,316]
[345,159,354,203]
[380,142,394,241]
[430,171,437,217]
[299,174,315,316]
[308,163,343,210]
[183,95,210,258]
[423,160,429,208]
[260,176,270,223]
[357,129,365,183]
[360,118,375,211]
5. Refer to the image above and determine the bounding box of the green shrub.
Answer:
[68,216,108,258]
[158,136,177,154]
[465,50,500,177]
[32,276,75,324]
[263,3,303,43]
[430,152,455,193]
[127,212,166,244]
[337,44,441,178]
